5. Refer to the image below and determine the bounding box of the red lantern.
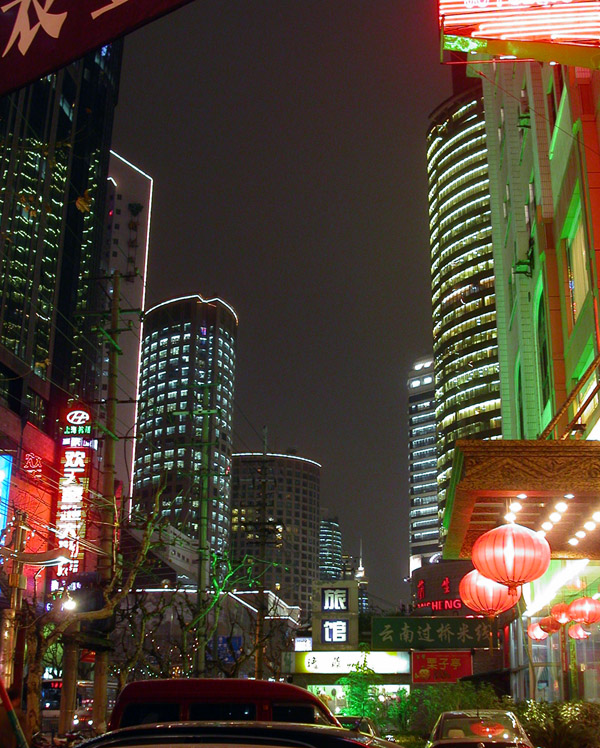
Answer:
[459,569,519,616]
[568,623,591,640]
[472,523,551,594]
[527,622,548,641]
[539,616,561,634]
[550,603,571,625]
[567,597,600,625]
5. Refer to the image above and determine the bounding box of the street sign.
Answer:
[372,616,492,650]
[0,0,196,98]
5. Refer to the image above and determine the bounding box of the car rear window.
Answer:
[120,702,180,727]
[272,704,325,724]
[189,703,257,720]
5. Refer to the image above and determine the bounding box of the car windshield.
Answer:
[441,714,519,740]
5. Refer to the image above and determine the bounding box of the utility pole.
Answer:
[92,271,120,732]
[0,511,27,688]
[195,382,214,677]
[254,428,268,680]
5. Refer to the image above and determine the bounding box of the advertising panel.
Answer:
[0,0,195,97]
[412,650,472,684]
[439,0,600,68]
[283,650,410,675]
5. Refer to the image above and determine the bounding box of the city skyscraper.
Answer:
[101,151,153,495]
[231,452,320,620]
[133,295,237,559]
[0,46,123,428]
[407,356,439,573]
[319,513,343,580]
[427,70,502,530]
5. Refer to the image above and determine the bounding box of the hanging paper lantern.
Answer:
[472,523,551,594]
[527,622,548,641]
[539,616,561,634]
[459,569,519,616]
[550,603,571,625]
[567,597,600,625]
[568,623,591,640]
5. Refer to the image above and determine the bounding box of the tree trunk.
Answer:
[24,631,43,742]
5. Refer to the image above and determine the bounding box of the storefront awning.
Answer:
[443,440,600,560]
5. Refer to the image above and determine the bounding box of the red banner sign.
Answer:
[412,650,472,684]
[0,0,195,97]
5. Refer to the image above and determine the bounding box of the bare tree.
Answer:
[18,483,165,740]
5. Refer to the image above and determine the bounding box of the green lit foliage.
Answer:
[510,700,600,748]
[336,650,382,719]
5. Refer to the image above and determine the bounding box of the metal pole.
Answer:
[254,429,268,680]
[0,512,27,688]
[92,272,120,732]
[195,384,212,677]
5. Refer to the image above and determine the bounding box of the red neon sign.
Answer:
[440,0,600,45]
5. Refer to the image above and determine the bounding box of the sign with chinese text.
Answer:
[439,0,600,68]
[412,650,472,684]
[322,619,348,644]
[282,650,410,675]
[0,0,195,98]
[372,616,492,650]
[22,451,43,480]
[55,403,94,581]
[322,587,348,612]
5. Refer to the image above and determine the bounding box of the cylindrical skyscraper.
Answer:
[133,294,237,557]
[427,74,502,526]
[231,452,320,621]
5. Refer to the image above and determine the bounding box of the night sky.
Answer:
[111,0,451,607]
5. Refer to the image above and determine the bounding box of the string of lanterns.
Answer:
[458,521,600,642]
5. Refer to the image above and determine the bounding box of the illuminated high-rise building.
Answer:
[231,452,320,621]
[0,47,123,428]
[427,72,502,527]
[133,295,237,558]
[101,151,153,495]
[407,356,439,573]
[319,513,343,580]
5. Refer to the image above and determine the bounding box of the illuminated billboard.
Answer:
[439,0,600,68]
[54,403,97,583]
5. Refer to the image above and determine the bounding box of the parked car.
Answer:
[78,722,406,748]
[108,679,341,730]
[337,716,381,737]
[425,710,534,747]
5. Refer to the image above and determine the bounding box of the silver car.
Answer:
[425,710,534,748]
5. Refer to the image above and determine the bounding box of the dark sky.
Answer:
[111,0,451,607]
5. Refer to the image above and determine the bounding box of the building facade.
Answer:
[0,48,123,685]
[133,295,237,562]
[427,72,502,523]
[101,151,153,496]
[407,357,439,573]
[231,452,320,620]
[319,514,343,581]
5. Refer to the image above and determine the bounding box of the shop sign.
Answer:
[322,619,348,643]
[412,650,472,684]
[283,650,410,675]
[322,587,348,611]
[0,0,196,97]
[372,616,491,650]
